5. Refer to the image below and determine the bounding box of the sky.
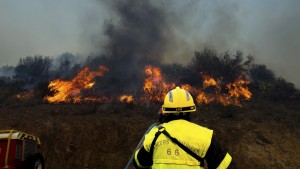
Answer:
[0,0,299,87]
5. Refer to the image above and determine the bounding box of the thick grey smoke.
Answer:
[102,0,172,63]
[0,0,299,87]
[89,0,176,92]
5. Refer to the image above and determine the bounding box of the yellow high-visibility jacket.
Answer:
[134,119,233,169]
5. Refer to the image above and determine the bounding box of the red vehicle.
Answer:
[0,130,44,169]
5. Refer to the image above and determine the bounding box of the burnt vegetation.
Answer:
[0,48,298,104]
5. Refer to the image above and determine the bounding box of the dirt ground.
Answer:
[0,100,299,169]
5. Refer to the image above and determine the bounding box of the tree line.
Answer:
[0,49,298,101]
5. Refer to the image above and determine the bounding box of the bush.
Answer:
[14,55,53,87]
[189,48,253,84]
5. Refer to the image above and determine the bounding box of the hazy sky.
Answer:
[0,0,299,87]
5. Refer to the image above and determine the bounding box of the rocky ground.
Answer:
[0,99,299,169]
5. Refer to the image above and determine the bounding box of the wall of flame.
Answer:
[44,65,252,107]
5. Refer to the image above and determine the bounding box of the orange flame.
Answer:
[143,65,175,102]
[196,75,251,107]
[44,64,252,107]
[202,73,218,89]
[45,66,109,103]
[16,91,34,100]
[119,95,134,103]
[227,79,252,100]
[175,73,251,106]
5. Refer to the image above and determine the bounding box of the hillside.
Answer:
[1,1,299,168]
[0,99,299,169]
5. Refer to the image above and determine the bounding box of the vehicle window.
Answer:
[23,139,37,159]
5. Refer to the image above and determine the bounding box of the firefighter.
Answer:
[133,86,235,169]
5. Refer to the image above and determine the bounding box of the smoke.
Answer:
[104,0,171,61]
[236,1,300,87]
[89,0,177,92]
[0,0,299,87]
[92,0,248,92]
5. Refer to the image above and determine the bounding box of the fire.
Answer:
[227,79,252,100]
[201,73,218,89]
[194,75,252,107]
[143,65,163,92]
[143,65,175,102]
[16,91,34,100]
[44,64,252,107]
[119,95,134,103]
[45,66,109,103]
[180,73,252,106]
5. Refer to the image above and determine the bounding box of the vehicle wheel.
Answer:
[23,153,45,169]
[34,157,44,169]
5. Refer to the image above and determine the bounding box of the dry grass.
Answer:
[0,99,299,168]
